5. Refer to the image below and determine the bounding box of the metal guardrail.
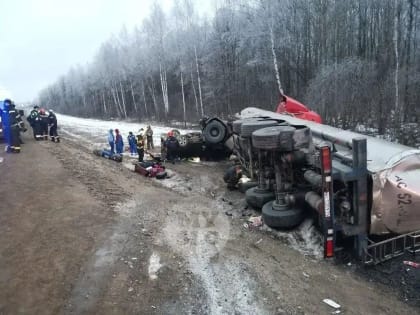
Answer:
[363,230,420,265]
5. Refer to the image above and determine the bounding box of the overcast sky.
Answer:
[0,0,213,103]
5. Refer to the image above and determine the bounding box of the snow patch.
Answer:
[262,219,323,258]
[148,252,162,280]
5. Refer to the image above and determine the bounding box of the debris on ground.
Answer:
[323,298,341,309]
[403,261,420,268]
[248,216,263,228]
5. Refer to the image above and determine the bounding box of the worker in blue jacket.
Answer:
[1,99,25,153]
[127,131,137,156]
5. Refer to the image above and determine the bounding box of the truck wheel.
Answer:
[179,135,188,147]
[241,120,279,138]
[238,181,258,193]
[203,120,226,144]
[232,118,258,135]
[245,187,275,209]
[262,201,304,229]
[252,125,296,151]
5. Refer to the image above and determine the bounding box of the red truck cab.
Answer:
[276,95,322,123]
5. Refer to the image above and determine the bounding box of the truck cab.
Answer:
[276,95,322,123]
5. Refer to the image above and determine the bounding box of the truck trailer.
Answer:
[223,107,420,264]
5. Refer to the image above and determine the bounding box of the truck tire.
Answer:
[203,119,226,144]
[241,120,279,138]
[245,187,275,209]
[262,201,304,229]
[238,181,258,193]
[232,118,258,135]
[179,135,188,147]
[252,125,296,151]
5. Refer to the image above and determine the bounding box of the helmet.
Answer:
[49,109,54,113]
[33,105,39,109]
[4,99,11,107]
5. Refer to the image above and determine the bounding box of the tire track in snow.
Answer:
[162,201,269,315]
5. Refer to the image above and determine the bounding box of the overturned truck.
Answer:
[220,107,420,264]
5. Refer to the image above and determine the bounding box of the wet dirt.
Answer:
[0,132,419,315]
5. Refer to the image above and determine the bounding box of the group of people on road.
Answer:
[27,105,60,142]
[107,125,154,162]
[0,99,26,153]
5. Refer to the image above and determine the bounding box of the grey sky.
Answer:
[0,0,213,103]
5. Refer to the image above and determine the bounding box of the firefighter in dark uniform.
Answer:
[136,133,145,162]
[1,99,25,153]
[48,110,60,142]
[27,105,42,140]
[39,108,49,140]
[164,131,180,164]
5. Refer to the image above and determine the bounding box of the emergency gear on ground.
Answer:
[48,110,60,142]
[136,134,145,162]
[108,129,115,154]
[115,129,124,154]
[39,108,49,140]
[146,125,154,150]
[27,106,42,140]
[128,132,137,156]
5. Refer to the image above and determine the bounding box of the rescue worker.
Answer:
[48,109,60,142]
[136,132,145,162]
[164,131,179,164]
[223,165,243,190]
[115,129,124,154]
[108,129,115,154]
[146,125,154,150]
[127,131,137,156]
[27,105,42,140]
[1,99,25,153]
[39,108,49,140]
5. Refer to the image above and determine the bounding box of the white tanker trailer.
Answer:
[223,107,420,263]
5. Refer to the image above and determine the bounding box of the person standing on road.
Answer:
[115,129,124,154]
[39,108,49,140]
[165,131,179,164]
[108,129,115,154]
[27,105,42,140]
[48,110,60,142]
[136,132,145,162]
[1,99,25,153]
[146,125,154,150]
[127,131,137,156]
